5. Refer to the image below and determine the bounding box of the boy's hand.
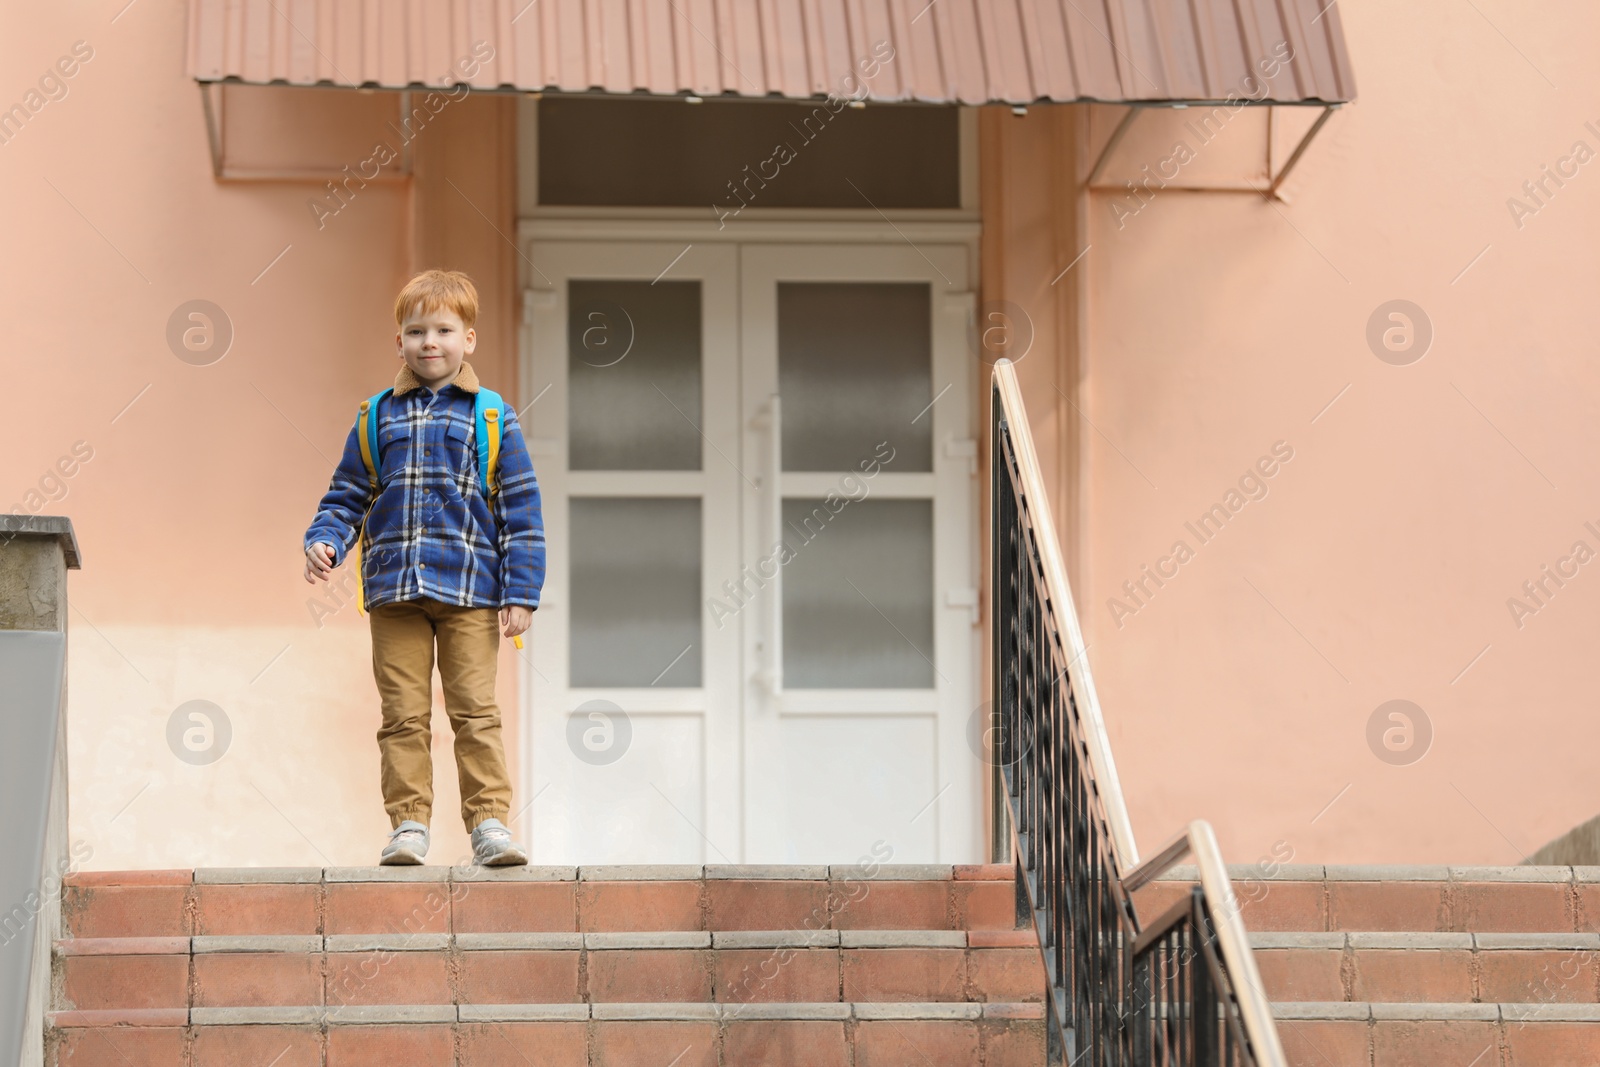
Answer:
[304,543,337,583]
[500,604,532,639]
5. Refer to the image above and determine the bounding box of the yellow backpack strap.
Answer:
[356,399,379,491]
[353,396,383,615]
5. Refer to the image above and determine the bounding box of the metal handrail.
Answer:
[991,359,1286,1067]
[991,359,1138,874]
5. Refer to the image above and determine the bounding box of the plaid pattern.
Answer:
[304,363,545,611]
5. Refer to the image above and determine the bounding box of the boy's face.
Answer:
[397,304,475,388]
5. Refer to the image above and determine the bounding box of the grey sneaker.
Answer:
[380,820,429,865]
[471,818,528,867]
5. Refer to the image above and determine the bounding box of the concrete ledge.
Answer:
[194,868,322,884]
[53,937,190,957]
[62,870,191,887]
[191,1006,323,1025]
[455,933,583,951]
[1501,1002,1600,1023]
[578,865,704,881]
[324,1004,457,1024]
[590,1003,720,1020]
[1272,1002,1371,1022]
[1324,865,1450,882]
[1370,1002,1499,1021]
[460,1003,589,1022]
[1448,866,1571,883]
[325,934,450,952]
[0,514,80,567]
[193,935,322,954]
[836,865,951,881]
[1475,933,1600,950]
[585,932,711,950]
[324,867,451,883]
[1242,864,1327,882]
[47,1000,1055,1031]
[706,865,829,880]
[47,1008,190,1028]
[451,865,577,882]
[855,1002,981,1020]
[720,1003,852,1020]
[712,930,839,949]
[1346,933,1473,950]
[1250,933,1346,950]
[1158,864,1328,883]
[839,931,965,949]
[1160,864,1594,886]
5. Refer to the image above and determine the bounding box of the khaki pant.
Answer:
[368,597,512,832]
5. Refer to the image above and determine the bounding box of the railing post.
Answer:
[990,396,1011,865]
[1192,890,1220,1067]
[1130,951,1151,1067]
[0,516,80,1067]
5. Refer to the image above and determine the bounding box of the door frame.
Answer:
[514,216,984,862]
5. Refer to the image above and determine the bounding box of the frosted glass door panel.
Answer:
[570,497,702,686]
[569,280,702,471]
[781,498,933,688]
[777,282,932,472]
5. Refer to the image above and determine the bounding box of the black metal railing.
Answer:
[1128,889,1257,1067]
[990,360,1283,1067]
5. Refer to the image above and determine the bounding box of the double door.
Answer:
[524,239,979,864]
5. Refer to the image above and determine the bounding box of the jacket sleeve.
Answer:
[304,420,375,568]
[491,404,546,609]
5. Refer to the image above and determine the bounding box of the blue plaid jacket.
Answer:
[304,360,545,611]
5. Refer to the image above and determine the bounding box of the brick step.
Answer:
[1273,1001,1600,1066]
[1252,931,1600,1004]
[62,865,1018,938]
[47,1003,1047,1066]
[1135,865,1600,933]
[54,931,1045,1011]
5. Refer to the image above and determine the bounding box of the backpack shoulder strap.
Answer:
[475,388,505,499]
[356,388,393,491]
[352,386,393,620]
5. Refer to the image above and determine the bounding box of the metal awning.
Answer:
[185,0,1354,107]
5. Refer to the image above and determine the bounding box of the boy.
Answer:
[303,269,545,866]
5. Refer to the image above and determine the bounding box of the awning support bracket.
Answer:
[1087,106,1141,186]
[1085,103,1341,200]
[1267,105,1337,198]
[200,81,223,179]
[197,82,417,182]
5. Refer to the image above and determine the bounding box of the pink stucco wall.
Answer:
[2,1,518,868]
[1079,0,1600,864]
[4,0,1595,871]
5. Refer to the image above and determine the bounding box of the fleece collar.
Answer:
[393,358,480,397]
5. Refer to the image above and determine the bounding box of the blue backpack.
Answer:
[356,386,507,499]
[349,386,508,618]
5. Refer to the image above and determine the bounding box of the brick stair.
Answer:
[1141,865,1600,1066]
[48,863,1047,1066]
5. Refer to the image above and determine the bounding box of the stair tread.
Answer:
[1154,863,1600,883]
[1251,931,1600,948]
[70,864,1019,885]
[55,928,1035,952]
[49,999,1050,1026]
[1272,1001,1600,1022]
